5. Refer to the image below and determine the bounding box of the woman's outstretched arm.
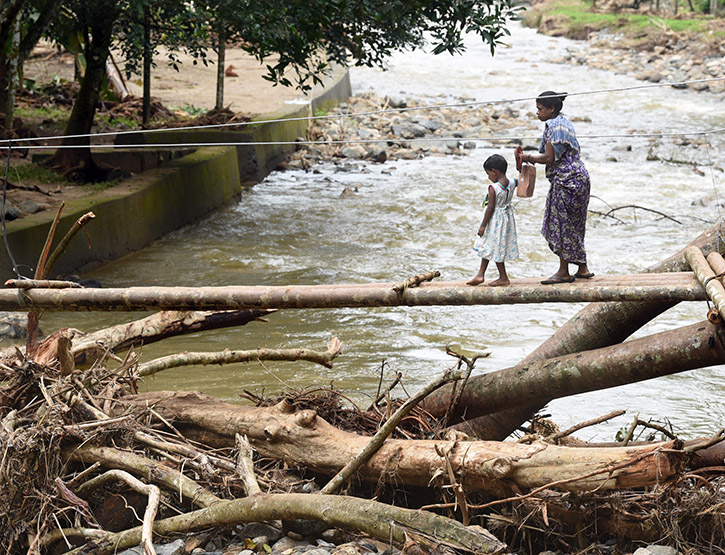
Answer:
[524,141,555,165]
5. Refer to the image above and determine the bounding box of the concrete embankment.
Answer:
[1,66,351,281]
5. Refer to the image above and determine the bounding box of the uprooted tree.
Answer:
[1,222,725,554]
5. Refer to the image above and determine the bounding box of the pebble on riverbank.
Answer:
[281,92,536,171]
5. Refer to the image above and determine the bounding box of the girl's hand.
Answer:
[477,226,485,237]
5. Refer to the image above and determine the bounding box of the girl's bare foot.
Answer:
[466,276,485,286]
[488,278,510,287]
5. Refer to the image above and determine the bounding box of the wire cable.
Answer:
[0,76,723,148]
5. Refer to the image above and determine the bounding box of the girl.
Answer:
[466,154,519,287]
[520,90,593,284]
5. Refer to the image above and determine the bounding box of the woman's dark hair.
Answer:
[537,90,567,116]
[483,153,507,173]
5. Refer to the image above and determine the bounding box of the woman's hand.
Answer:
[514,146,523,172]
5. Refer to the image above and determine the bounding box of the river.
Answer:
[43,22,725,442]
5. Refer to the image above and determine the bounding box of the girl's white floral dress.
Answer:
[473,180,519,262]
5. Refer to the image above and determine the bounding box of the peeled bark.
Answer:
[121,391,685,495]
[6,309,270,366]
[0,273,705,311]
[421,320,725,424]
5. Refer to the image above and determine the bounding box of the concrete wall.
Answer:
[1,67,351,281]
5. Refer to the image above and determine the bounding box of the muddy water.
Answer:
[43,23,725,441]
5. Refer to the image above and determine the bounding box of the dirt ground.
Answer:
[24,43,307,116]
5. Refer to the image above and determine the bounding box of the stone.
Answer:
[0,312,29,339]
[238,522,283,543]
[365,145,387,163]
[340,146,364,159]
[270,535,311,552]
[18,200,42,214]
[282,518,329,537]
[155,539,186,555]
[641,546,681,555]
[385,95,407,109]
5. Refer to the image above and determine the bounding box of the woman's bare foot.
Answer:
[488,278,510,287]
[466,276,485,286]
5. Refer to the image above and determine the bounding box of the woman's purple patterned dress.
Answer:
[539,115,590,264]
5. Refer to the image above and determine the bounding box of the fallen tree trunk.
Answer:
[0,273,705,311]
[1,309,272,366]
[421,320,725,424]
[456,223,724,439]
[121,391,685,494]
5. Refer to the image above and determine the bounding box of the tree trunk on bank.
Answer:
[0,0,60,131]
[142,5,151,125]
[43,1,119,178]
[0,0,23,121]
[421,320,725,424]
[215,30,225,111]
[3,13,19,131]
[456,223,724,440]
[120,391,685,494]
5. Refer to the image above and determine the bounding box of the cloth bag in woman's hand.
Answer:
[517,163,536,197]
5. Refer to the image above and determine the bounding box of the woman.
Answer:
[519,90,594,284]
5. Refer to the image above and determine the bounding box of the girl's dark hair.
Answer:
[537,90,567,116]
[484,153,507,173]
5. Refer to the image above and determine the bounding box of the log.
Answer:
[0,309,272,366]
[137,337,342,376]
[422,320,725,424]
[456,223,725,439]
[51,493,507,555]
[120,391,685,494]
[0,273,705,311]
[685,246,725,317]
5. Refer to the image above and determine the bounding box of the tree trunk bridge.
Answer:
[0,272,707,311]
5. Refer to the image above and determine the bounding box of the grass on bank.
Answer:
[523,0,724,45]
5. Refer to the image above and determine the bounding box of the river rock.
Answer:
[384,95,407,108]
[633,546,680,555]
[340,146,365,159]
[365,144,387,163]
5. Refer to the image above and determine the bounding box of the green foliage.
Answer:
[216,0,522,92]
[177,104,208,117]
[534,0,714,35]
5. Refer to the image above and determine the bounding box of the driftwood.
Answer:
[48,493,507,555]
[122,391,685,494]
[138,337,343,377]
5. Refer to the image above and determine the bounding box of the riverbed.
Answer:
[43,22,725,442]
